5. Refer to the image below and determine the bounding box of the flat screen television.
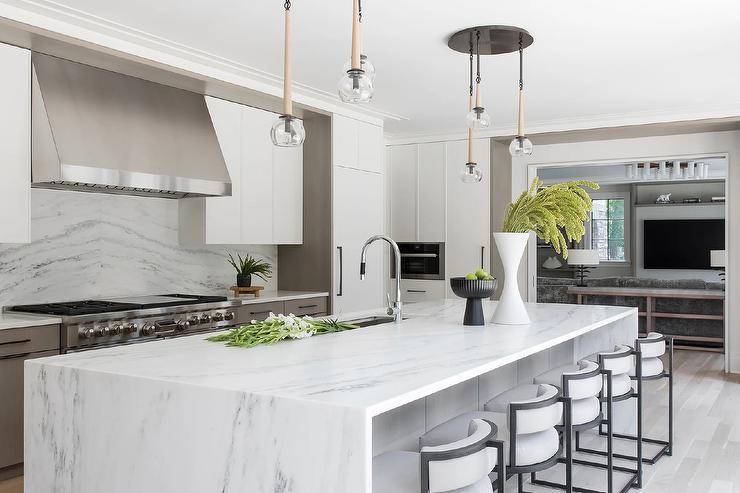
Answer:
[643,219,724,269]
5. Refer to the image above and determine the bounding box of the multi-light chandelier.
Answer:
[270,0,305,147]
[338,0,374,103]
[448,26,535,182]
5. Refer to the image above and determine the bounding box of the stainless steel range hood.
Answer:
[31,54,231,198]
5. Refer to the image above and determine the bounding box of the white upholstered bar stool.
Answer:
[531,360,616,493]
[575,345,643,490]
[373,418,505,493]
[618,332,673,464]
[419,384,569,493]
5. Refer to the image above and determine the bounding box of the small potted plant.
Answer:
[493,178,598,325]
[227,252,272,287]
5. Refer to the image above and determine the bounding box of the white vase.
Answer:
[492,232,531,325]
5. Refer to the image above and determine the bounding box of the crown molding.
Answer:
[0,0,407,125]
[385,102,740,146]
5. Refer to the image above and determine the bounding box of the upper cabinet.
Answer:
[332,114,383,173]
[0,43,31,244]
[388,142,446,243]
[180,97,302,245]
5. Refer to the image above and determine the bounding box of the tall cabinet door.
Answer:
[417,143,446,242]
[241,107,276,243]
[388,145,417,242]
[273,146,303,244]
[445,139,490,297]
[333,167,384,315]
[203,96,242,244]
[0,43,30,244]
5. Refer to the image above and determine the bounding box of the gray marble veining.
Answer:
[0,189,277,306]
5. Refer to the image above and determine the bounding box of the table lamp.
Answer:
[567,249,600,287]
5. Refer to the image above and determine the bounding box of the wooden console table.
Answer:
[567,286,725,352]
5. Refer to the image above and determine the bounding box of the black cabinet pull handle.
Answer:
[249,310,271,316]
[407,289,427,293]
[298,304,318,309]
[481,246,485,268]
[0,352,32,360]
[0,338,31,347]
[337,246,343,296]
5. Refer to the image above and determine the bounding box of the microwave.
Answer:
[391,242,445,280]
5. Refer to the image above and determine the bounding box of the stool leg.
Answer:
[563,397,573,493]
[636,352,643,488]
[606,370,614,493]
[668,337,674,456]
[518,473,524,493]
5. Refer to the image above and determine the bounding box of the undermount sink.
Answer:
[346,315,407,328]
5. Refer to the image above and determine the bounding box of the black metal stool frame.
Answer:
[597,335,674,465]
[496,392,573,493]
[420,419,506,493]
[575,348,644,489]
[529,366,638,493]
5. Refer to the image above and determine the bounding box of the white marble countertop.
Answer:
[0,312,62,330]
[229,290,329,305]
[30,300,635,416]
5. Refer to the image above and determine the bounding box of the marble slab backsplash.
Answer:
[0,189,277,307]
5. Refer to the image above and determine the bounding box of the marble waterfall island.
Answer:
[25,300,637,493]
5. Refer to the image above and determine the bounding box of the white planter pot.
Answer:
[491,232,530,325]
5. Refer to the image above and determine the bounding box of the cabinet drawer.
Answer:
[0,325,59,358]
[238,302,286,322]
[401,280,447,304]
[284,297,327,317]
[0,349,58,469]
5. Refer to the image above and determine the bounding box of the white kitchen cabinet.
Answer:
[388,145,417,242]
[332,114,383,173]
[401,279,447,303]
[445,139,490,297]
[180,97,302,245]
[417,143,446,242]
[0,43,31,244]
[387,142,446,243]
[333,166,384,315]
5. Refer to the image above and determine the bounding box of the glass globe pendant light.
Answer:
[466,31,491,130]
[460,38,482,183]
[271,0,305,147]
[338,0,373,103]
[509,34,533,156]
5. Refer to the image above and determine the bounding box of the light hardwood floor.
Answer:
[0,350,737,493]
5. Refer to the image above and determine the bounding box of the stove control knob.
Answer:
[79,327,95,339]
[224,312,235,321]
[188,316,200,325]
[200,314,211,323]
[176,320,190,331]
[99,326,111,337]
[124,323,138,334]
[140,323,157,336]
[110,324,122,336]
[212,312,224,321]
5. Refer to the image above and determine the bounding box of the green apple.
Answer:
[475,268,489,280]
[465,273,477,280]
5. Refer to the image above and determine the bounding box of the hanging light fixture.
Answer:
[338,0,374,103]
[448,26,534,183]
[271,0,305,147]
[460,36,482,183]
[509,33,533,156]
[465,30,492,129]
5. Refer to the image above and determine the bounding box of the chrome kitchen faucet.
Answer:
[360,235,403,323]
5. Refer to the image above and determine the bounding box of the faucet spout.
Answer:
[360,235,403,323]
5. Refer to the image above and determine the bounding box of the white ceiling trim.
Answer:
[0,0,407,124]
[385,101,740,146]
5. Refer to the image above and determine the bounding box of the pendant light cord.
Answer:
[518,33,524,90]
[475,30,481,84]
[468,38,474,97]
[358,0,362,22]
[284,0,290,10]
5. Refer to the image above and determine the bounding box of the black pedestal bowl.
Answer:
[450,277,497,326]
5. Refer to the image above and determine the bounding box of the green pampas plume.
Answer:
[502,178,599,259]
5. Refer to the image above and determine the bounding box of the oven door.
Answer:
[392,243,445,280]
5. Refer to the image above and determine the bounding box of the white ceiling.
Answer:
[25,0,740,139]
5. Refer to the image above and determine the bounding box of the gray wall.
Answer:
[0,189,277,307]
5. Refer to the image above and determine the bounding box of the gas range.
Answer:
[7,294,246,352]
